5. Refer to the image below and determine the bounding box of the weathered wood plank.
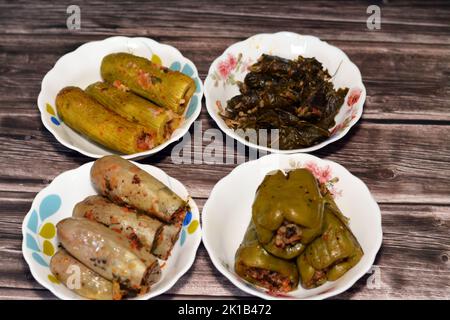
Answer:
[0,114,449,204]
[1,200,448,299]
[0,36,449,121]
[0,0,449,301]
[0,1,449,45]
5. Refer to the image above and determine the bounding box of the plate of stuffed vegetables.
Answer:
[202,153,382,299]
[204,32,366,153]
[38,36,203,159]
[22,156,202,300]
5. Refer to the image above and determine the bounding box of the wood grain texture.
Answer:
[0,0,449,300]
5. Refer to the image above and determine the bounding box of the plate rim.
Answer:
[204,31,366,154]
[37,36,204,159]
[21,161,202,300]
[201,152,382,300]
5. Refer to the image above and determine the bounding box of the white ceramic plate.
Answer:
[22,162,202,300]
[202,153,382,300]
[38,36,203,159]
[204,32,366,153]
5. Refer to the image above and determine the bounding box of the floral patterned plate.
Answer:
[38,36,203,159]
[202,153,382,300]
[204,32,366,153]
[22,161,201,300]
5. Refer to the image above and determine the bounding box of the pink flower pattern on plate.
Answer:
[217,54,238,79]
[211,53,252,87]
[289,160,342,197]
[304,161,332,184]
[330,87,362,136]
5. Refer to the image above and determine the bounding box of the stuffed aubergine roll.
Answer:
[296,209,363,289]
[235,222,299,293]
[91,155,187,224]
[252,169,325,259]
[57,218,161,296]
[73,195,182,260]
[50,249,116,300]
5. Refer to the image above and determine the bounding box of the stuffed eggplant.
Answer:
[252,169,325,259]
[90,155,187,224]
[235,222,299,293]
[85,81,179,143]
[50,249,115,300]
[296,209,363,289]
[101,52,196,114]
[55,86,156,154]
[57,218,161,296]
[73,195,182,260]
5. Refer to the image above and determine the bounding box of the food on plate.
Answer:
[91,155,187,224]
[73,195,182,260]
[56,86,156,154]
[57,217,161,297]
[235,166,364,292]
[85,81,180,144]
[296,209,363,289]
[252,169,324,259]
[101,52,196,114]
[235,222,299,293]
[220,54,349,149]
[50,249,113,300]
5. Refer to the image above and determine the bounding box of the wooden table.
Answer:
[0,0,449,300]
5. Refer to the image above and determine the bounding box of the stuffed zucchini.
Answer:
[101,53,195,114]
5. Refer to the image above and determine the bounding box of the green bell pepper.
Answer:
[252,169,325,259]
[297,209,363,288]
[235,222,299,293]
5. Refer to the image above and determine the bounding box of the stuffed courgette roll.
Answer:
[55,86,156,154]
[90,155,187,224]
[296,209,363,289]
[50,249,115,300]
[252,169,325,259]
[101,53,196,114]
[57,218,161,295]
[235,223,299,293]
[85,81,178,143]
[73,195,182,260]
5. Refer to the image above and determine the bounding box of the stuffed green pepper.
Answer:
[235,222,299,293]
[296,209,363,289]
[252,169,325,259]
